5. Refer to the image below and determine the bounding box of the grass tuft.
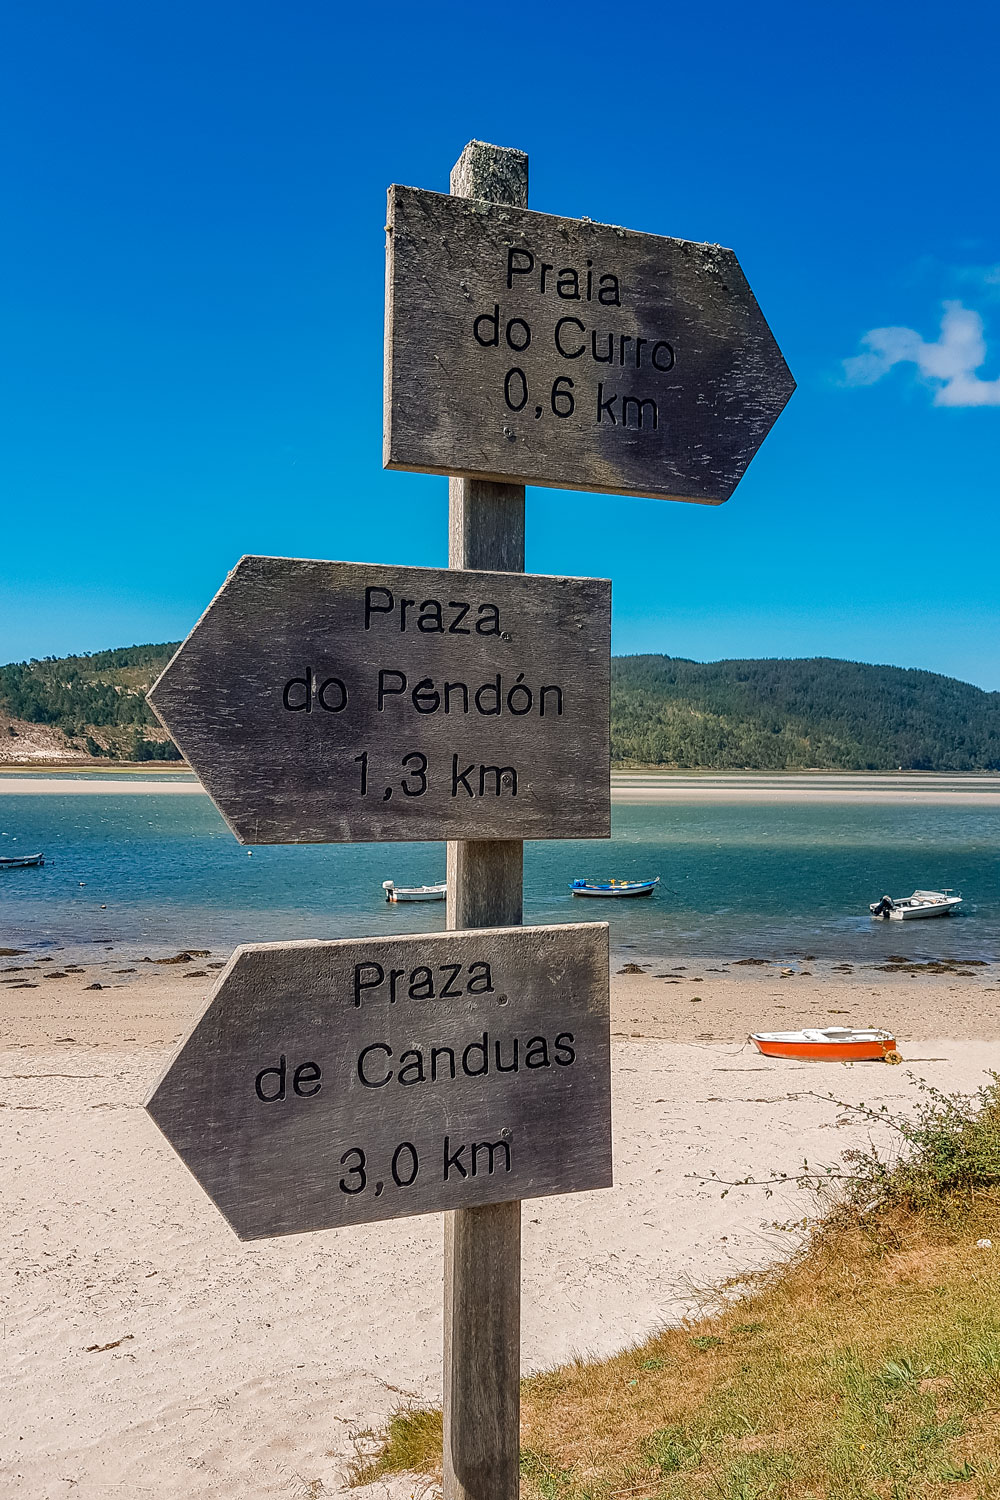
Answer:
[346,1407,442,1485]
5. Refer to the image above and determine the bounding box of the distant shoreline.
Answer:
[1,767,998,803]
[612,770,1000,805]
[0,761,192,774]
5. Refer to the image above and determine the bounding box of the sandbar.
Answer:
[2,770,999,803]
[612,771,1000,805]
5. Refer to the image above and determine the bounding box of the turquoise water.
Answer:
[1,789,997,963]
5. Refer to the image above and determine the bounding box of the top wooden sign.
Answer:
[384,186,794,505]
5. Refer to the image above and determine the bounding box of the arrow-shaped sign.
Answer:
[385,186,795,505]
[145,924,612,1241]
[148,555,611,845]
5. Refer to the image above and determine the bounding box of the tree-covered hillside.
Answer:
[3,645,997,770]
[0,643,181,760]
[611,656,1000,771]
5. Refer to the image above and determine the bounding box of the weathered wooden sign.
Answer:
[145,923,611,1241]
[147,555,610,844]
[384,185,794,505]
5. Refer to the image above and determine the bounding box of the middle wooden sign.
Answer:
[148,555,611,843]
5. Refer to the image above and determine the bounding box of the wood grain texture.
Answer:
[447,142,527,577]
[449,476,524,572]
[384,186,795,505]
[146,555,611,844]
[444,1200,521,1500]
[144,924,612,1241]
[446,840,522,930]
[444,141,531,1500]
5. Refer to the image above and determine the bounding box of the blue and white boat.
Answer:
[569,877,659,899]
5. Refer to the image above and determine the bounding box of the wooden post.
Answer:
[443,139,528,1500]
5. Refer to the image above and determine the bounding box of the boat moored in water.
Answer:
[570,877,659,898]
[382,880,447,903]
[0,853,45,870]
[751,1027,900,1063]
[869,889,962,921]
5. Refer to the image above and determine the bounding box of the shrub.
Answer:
[706,1073,1000,1225]
[839,1072,1000,1217]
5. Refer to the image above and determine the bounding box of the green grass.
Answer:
[351,1077,1000,1498]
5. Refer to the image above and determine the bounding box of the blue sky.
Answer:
[3,1,998,687]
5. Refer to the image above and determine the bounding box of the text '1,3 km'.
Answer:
[148,555,611,844]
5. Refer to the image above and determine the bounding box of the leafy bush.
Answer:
[708,1073,1000,1223]
[839,1073,1000,1217]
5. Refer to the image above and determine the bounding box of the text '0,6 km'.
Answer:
[384,186,795,505]
[144,924,612,1240]
[147,555,611,844]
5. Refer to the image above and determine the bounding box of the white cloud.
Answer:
[843,301,1000,406]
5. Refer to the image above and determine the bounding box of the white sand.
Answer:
[611,772,1000,805]
[3,770,999,802]
[2,961,999,1497]
[0,777,204,795]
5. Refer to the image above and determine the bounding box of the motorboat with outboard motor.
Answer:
[869,890,962,921]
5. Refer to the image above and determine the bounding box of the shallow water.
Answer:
[1,788,997,963]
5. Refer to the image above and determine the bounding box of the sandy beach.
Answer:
[611,772,1000,805]
[3,769,1000,804]
[2,953,998,1497]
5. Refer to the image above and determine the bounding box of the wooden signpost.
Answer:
[146,925,611,1241]
[385,177,795,505]
[148,555,610,844]
[145,138,792,1500]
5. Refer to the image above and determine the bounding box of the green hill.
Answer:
[2,645,997,771]
[612,656,1000,771]
[0,643,181,760]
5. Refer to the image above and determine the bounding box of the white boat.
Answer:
[0,853,45,869]
[869,889,962,921]
[382,880,447,903]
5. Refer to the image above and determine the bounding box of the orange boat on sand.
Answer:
[750,1027,900,1063]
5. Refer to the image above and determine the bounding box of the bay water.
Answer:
[2,779,997,964]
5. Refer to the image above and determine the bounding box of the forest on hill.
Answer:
[0,643,181,760]
[2,645,998,770]
[611,656,1000,771]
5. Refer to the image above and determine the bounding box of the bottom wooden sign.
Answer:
[146,924,612,1240]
